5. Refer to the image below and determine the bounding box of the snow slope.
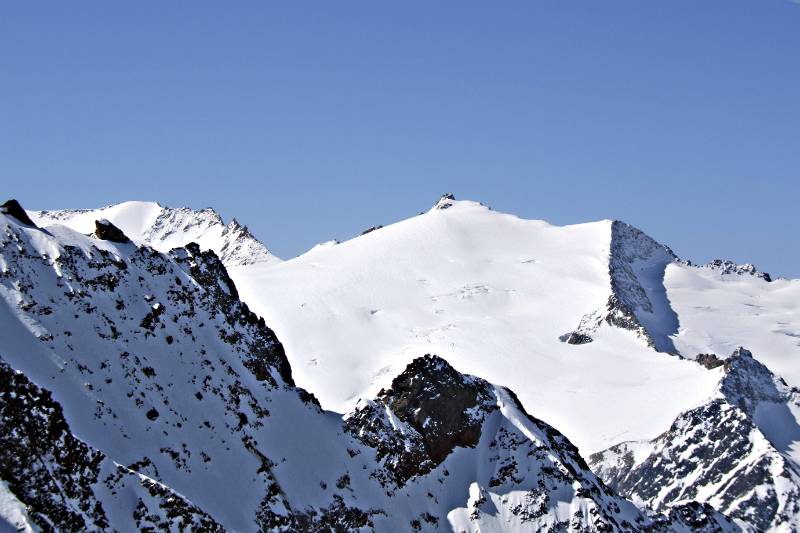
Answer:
[30,201,279,267]
[8,195,800,529]
[229,198,724,454]
[590,348,800,531]
[4,204,725,532]
[665,264,800,388]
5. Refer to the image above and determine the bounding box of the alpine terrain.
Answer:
[1,195,798,531]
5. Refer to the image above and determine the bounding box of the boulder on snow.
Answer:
[94,219,131,243]
[695,352,725,370]
[1,199,37,227]
[561,331,594,345]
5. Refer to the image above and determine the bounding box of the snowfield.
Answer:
[666,265,800,388]
[228,199,739,454]
[5,195,799,531]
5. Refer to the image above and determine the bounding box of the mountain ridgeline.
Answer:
[2,196,799,531]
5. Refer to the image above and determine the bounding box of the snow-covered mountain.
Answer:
[228,196,800,456]
[1,200,735,531]
[3,194,800,531]
[30,201,278,267]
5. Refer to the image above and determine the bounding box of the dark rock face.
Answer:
[170,243,294,387]
[562,294,651,347]
[0,357,108,531]
[383,354,495,463]
[565,221,679,351]
[94,219,131,243]
[433,193,455,210]
[1,199,37,227]
[696,353,726,370]
[346,355,496,486]
[650,501,740,532]
[604,294,654,346]
[717,347,792,414]
[564,332,593,344]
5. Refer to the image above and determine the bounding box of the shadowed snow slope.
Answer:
[229,199,729,454]
[30,201,279,267]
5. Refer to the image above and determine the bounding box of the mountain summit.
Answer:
[30,201,279,267]
[0,201,740,531]
[228,196,798,456]
[3,195,798,531]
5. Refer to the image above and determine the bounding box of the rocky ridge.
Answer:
[563,221,677,351]
[590,348,800,531]
[0,201,740,531]
[31,201,277,267]
[701,259,772,282]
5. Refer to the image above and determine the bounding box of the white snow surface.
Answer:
[0,481,37,533]
[228,199,737,454]
[0,199,773,531]
[25,197,800,458]
[30,201,279,267]
[2,209,660,531]
[666,264,800,387]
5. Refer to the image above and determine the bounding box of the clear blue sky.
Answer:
[2,1,798,276]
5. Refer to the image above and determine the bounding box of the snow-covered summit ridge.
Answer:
[230,192,791,454]
[700,259,772,282]
[30,200,278,267]
[1,204,734,531]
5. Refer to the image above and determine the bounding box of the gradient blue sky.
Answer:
[2,2,799,276]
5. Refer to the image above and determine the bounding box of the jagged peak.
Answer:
[93,219,131,243]
[346,354,496,484]
[31,201,277,267]
[717,347,794,413]
[431,192,456,210]
[428,194,491,214]
[609,220,677,263]
[562,220,679,351]
[1,199,37,227]
[701,258,772,282]
[379,354,491,406]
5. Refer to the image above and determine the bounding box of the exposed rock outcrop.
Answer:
[345,355,496,485]
[1,199,36,227]
[432,193,456,210]
[704,259,772,282]
[563,221,679,352]
[94,219,131,243]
